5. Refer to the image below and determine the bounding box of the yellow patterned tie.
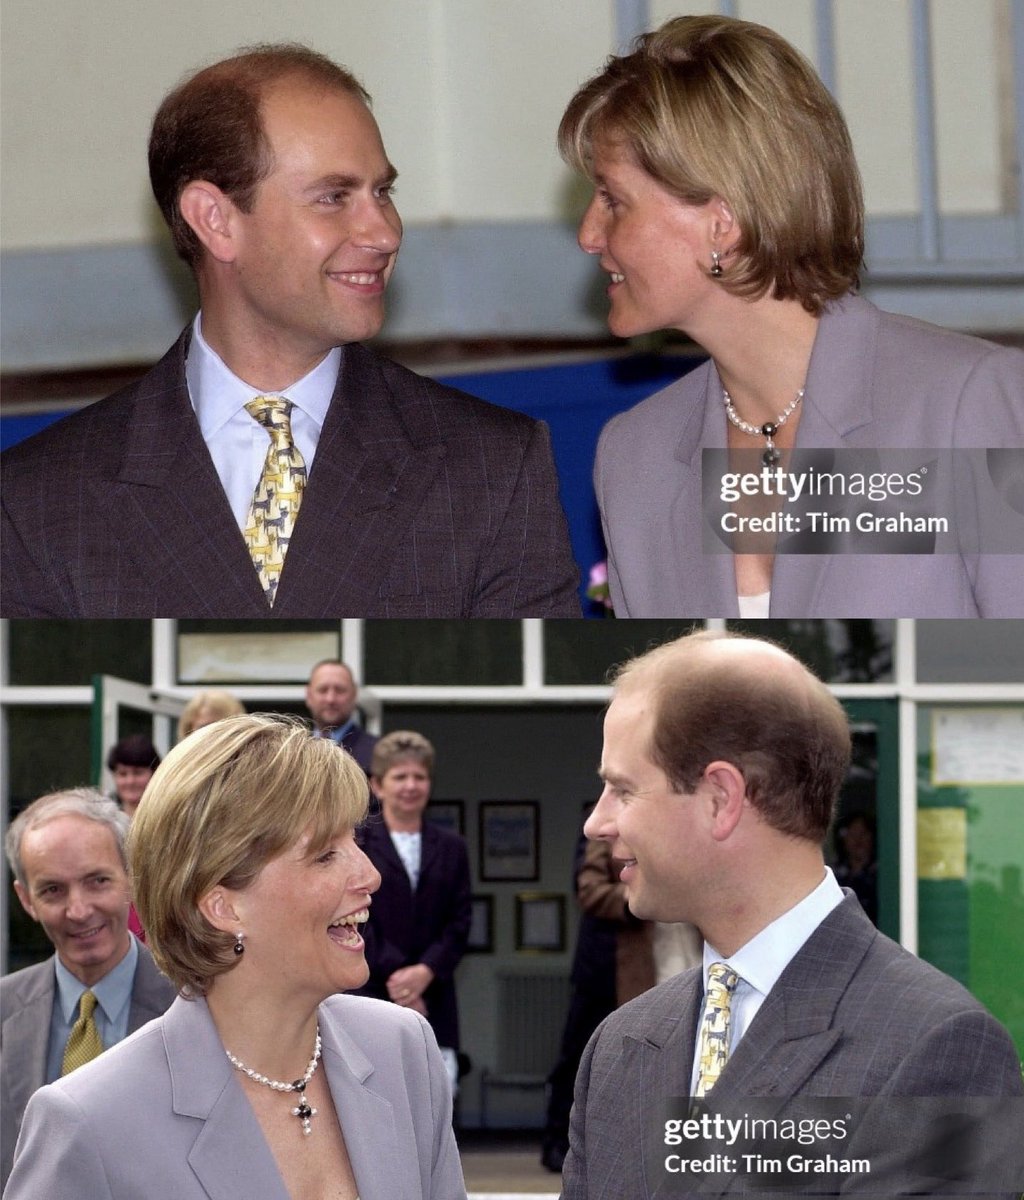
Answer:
[243,396,307,605]
[61,989,104,1075]
[694,962,740,1097]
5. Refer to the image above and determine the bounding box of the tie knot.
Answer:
[245,395,294,435]
[707,962,740,995]
[79,989,98,1019]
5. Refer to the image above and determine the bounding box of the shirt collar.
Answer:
[185,312,340,439]
[703,866,844,998]
[55,933,139,1023]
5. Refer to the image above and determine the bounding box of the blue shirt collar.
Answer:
[185,312,339,440]
[55,932,139,1024]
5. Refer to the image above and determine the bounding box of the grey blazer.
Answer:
[560,895,1024,1200]
[0,941,175,1188]
[1,330,580,617]
[5,992,467,1200]
[594,294,1024,616]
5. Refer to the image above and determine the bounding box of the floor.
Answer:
[459,1132,562,1197]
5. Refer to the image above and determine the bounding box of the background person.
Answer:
[562,629,1023,1199]
[305,659,377,774]
[106,734,161,820]
[5,715,466,1199]
[1,43,579,619]
[178,690,245,740]
[559,14,1023,618]
[355,731,471,1098]
[1,789,174,1190]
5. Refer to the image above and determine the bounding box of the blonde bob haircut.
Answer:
[178,689,246,740]
[558,14,864,315]
[128,713,369,996]
[371,730,435,780]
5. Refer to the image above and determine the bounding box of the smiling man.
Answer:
[562,629,1024,1200]
[0,789,174,1188]
[1,44,579,618]
[305,659,377,775]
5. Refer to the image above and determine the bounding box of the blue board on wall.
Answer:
[1,352,704,612]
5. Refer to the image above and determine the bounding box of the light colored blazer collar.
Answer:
[164,996,409,1200]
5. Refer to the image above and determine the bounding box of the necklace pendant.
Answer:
[760,422,777,438]
[762,446,781,466]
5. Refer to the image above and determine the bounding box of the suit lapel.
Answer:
[320,1011,411,1200]
[671,361,738,615]
[164,997,289,1200]
[712,895,875,1102]
[771,296,880,614]
[4,962,55,1126]
[274,344,448,615]
[104,333,271,615]
[127,943,175,1032]
[417,822,442,891]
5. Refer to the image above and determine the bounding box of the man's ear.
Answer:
[178,181,239,265]
[13,880,38,923]
[702,760,747,841]
[197,886,242,933]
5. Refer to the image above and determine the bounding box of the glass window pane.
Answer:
[544,620,705,685]
[5,707,95,972]
[916,620,1024,683]
[364,621,522,685]
[9,620,151,685]
[726,620,894,682]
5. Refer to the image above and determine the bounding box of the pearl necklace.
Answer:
[723,386,804,466]
[225,1027,322,1137]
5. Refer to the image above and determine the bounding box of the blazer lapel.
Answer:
[104,334,271,615]
[671,361,738,615]
[622,972,703,1197]
[417,822,442,891]
[273,344,448,616]
[320,1013,410,1200]
[4,963,54,1125]
[164,997,289,1200]
[771,296,881,614]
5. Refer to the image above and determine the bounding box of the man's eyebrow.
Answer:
[597,767,631,788]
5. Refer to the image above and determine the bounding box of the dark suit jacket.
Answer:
[0,940,176,1188]
[354,818,471,1050]
[340,725,378,775]
[1,331,580,617]
[594,294,1024,616]
[561,895,1024,1199]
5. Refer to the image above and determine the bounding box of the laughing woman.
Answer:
[560,14,1023,617]
[6,715,466,1200]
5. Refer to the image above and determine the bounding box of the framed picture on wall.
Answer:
[515,892,565,953]
[478,801,539,881]
[426,799,465,837]
[467,895,494,953]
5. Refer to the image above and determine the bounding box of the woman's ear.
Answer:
[709,196,740,255]
[197,886,242,934]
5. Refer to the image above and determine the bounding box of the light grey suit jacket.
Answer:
[560,895,1024,1199]
[5,992,467,1200]
[594,294,1024,616]
[0,941,174,1190]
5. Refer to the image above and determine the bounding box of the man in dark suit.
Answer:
[563,630,1024,1199]
[305,659,377,774]
[1,788,175,1187]
[0,44,579,618]
[353,731,471,1096]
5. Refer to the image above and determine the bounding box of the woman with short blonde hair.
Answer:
[561,14,1022,618]
[7,714,466,1199]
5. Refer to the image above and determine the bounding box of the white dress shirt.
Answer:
[690,867,845,1094]
[185,313,340,531]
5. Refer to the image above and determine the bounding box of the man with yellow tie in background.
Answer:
[564,629,1023,1199]
[0,790,175,1188]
